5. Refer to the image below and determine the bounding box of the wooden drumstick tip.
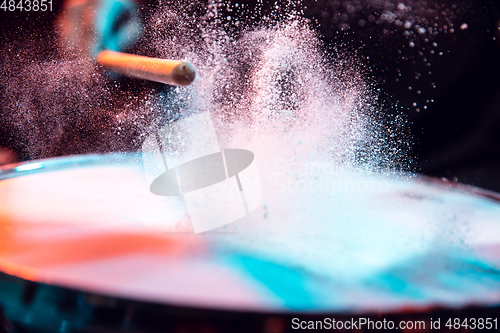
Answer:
[171,61,196,86]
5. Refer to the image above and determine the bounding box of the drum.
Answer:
[0,153,499,332]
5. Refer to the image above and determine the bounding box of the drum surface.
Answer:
[0,154,499,314]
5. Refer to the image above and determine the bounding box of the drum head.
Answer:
[0,153,499,314]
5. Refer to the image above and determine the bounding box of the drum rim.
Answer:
[0,153,139,181]
[0,271,498,319]
[417,174,500,203]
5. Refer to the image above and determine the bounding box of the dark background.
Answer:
[1,0,499,191]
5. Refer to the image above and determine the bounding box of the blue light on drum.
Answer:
[14,162,43,172]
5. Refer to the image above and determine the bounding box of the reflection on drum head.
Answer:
[0,154,499,313]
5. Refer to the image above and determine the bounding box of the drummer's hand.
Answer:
[58,0,143,57]
[0,147,17,166]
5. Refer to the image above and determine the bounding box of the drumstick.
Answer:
[96,50,196,87]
